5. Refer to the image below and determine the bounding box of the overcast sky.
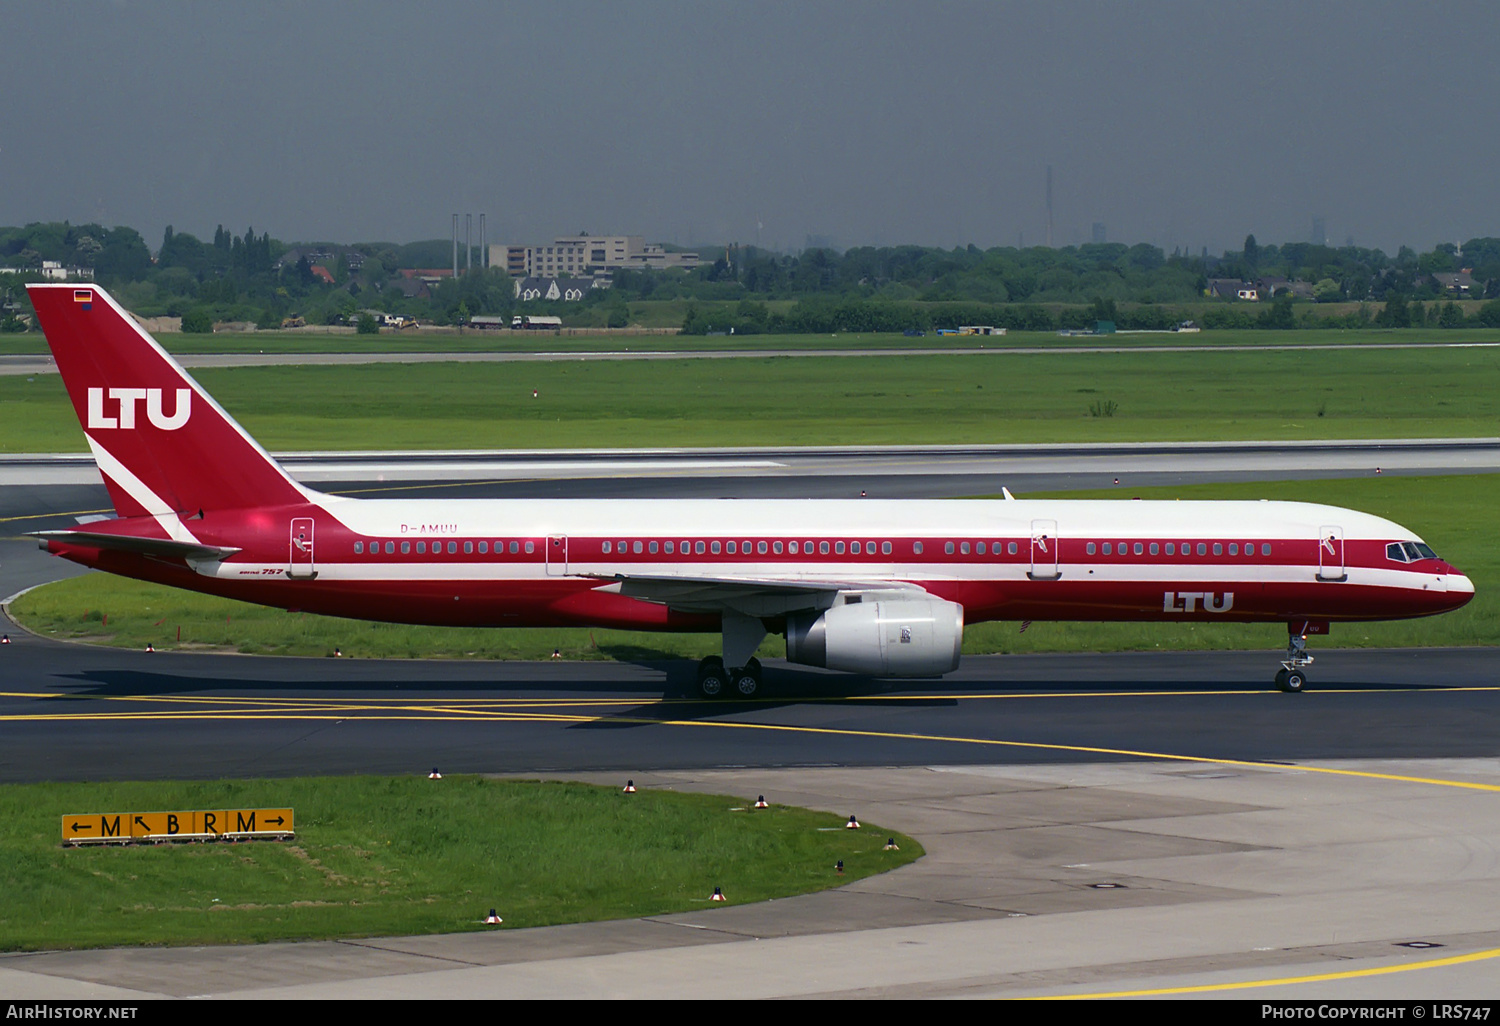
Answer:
[4,1,1498,255]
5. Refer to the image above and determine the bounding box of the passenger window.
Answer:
[1133,543,1143,555]
[448,542,457,554]
[789,541,799,554]
[882,541,892,555]
[976,542,986,555]
[479,542,487,554]
[665,541,674,554]
[1008,542,1017,555]
[525,541,534,554]
[1212,543,1222,556]
[820,541,830,554]
[416,542,426,554]
[1086,542,1096,555]
[354,542,363,554]
[510,541,520,554]
[835,541,845,555]
[727,541,736,554]
[944,542,954,555]
[913,541,923,555]
[385,541,395,554]
[711,541,722,554]
[1262,543,1271,556]
[1196,543,1206,556]
[602,541,611,554]
[633,541,643,554]
[1165,543,1174,555]
[465,542,474,554]
[401,542,411,554]
[1102,543,1112,555]
[695,541,706,554]
[649,541,658,554]
[773,541,784,554]
[1229,543,1238,556]
[1149,543,1159,555]
[851,541,861,554]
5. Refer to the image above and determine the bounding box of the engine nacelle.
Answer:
[786,598,964,677]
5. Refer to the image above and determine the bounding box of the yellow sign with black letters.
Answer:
[62,808,293,844]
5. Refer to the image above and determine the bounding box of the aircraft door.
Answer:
[1029,519,1060,580]
[288,518,317,579]
[1317,525,1346,582]
[545,535,568,576]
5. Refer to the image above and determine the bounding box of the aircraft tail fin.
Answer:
[26,284,308,517]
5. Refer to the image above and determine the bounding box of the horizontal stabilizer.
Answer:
[29,530,241,563]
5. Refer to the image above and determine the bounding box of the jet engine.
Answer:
[785,597,964,677]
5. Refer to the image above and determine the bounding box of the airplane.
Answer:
[24,283,1474,697]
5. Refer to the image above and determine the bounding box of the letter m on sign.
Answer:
[236,810,257,832]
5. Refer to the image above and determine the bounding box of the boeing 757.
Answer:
[25,284,1474,696]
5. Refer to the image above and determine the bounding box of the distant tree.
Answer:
[1375,295,1411,328]
[1243,234,1259,269]
[1439,302,1464,328]
[1313,278,1342,303]
[356,313,378,334]
[180,308,214,333]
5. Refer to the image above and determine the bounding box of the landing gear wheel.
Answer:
[1277,668,1306,693]
[731,658,762,698]
[697,656,727,699]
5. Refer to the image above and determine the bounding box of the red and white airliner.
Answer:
[25,284,1473,696]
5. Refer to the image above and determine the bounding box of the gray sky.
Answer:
[4,1,1498,255]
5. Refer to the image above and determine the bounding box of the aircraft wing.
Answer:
[29,530,242,564]
[585,572,929,617]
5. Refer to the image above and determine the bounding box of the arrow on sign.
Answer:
[265,816,285,826]
[70,821,91,832]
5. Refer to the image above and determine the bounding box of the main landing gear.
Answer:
[696,656,762,699]
[1275,632,1313,693]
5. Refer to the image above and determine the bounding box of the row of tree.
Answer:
[4,219,1500,334]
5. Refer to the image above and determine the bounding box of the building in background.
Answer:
[489,234,700,280]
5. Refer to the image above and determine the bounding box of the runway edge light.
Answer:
[846,814,860,829]
[754,795,768,808]
[623,779,636,793]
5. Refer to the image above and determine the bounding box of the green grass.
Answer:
[10,475,1494,659]
[0,776,919,951]
[2,343,1498,452]
[3,324,1495,358]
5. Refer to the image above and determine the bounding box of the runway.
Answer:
[1,453,1497,999]
[4,336,1498,376]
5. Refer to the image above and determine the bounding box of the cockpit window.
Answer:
[1389,541,1439,563]
[1387,542,1408,562]
[1414,542,1437,560]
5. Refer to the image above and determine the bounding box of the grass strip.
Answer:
[2,344,1497,452]
[0,776,920,951]
[9,474,1493,658]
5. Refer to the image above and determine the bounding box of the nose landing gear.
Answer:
[1276,631,1313,692]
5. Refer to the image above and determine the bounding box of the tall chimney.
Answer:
[480,214,486,270]
[1046,166,1054,249]
[465,215,472,274]
[452,214,458,279]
